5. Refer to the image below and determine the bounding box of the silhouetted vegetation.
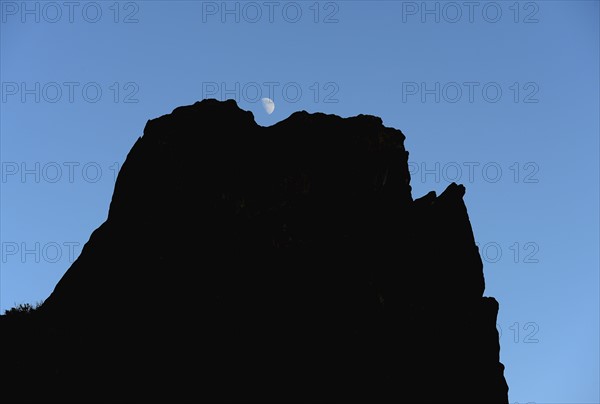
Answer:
[2,301,43,317]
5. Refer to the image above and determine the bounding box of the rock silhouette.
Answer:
[0,99,508,403]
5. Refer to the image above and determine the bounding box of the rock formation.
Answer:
[0,99,508,402]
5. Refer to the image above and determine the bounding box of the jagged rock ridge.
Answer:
[1,99,508,403]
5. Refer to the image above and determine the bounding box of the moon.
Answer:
[261,98,275,115]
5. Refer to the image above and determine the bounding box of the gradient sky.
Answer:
[1,1,599,402]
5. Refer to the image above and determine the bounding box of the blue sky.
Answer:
[1,1,598,402]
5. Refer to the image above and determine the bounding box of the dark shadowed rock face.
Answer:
[1,99,508,403]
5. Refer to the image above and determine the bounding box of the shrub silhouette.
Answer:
[3,301,43,317]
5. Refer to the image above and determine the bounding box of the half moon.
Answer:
[261,98,275,115]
